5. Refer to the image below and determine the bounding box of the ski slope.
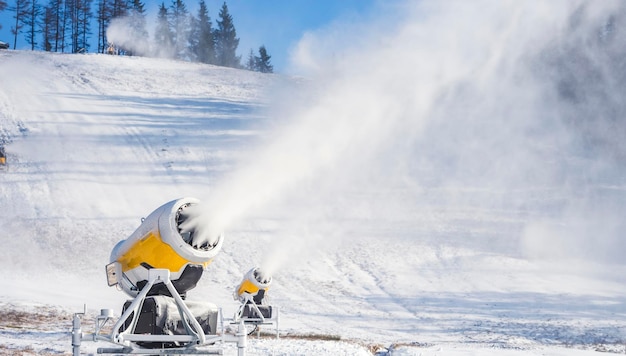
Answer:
[1,2,626,354]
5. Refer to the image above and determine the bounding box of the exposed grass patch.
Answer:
[366,343,387,354]
[239,328,342,341]
[389,341,433,348]
[270,332,342,341]
[221,326,347,344]
[0,308,71,331]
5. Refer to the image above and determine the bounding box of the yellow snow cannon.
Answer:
[106,197,223,298]
[234,267,277,328]
[235,267,272,305]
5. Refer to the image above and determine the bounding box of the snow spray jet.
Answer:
[106,17,161,58]
[211,0,626,274]
[198,6,434,276]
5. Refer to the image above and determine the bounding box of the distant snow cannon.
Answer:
[107,197,223,297]
[235,267,272,305]
[233,267,278,336]
[0,145,7,171]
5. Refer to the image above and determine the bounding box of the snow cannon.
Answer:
[234,267,278,330]
[235,267,272,305]
[106,197,223,297]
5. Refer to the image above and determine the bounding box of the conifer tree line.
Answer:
[1,0,273,72]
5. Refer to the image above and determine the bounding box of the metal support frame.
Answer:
[72,268,248,356]
[233,293,280,339]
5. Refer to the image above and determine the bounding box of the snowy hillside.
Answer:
[2,2,626,355]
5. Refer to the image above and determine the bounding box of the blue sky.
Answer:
[0,0,385,73]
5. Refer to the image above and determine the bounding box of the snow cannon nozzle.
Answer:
[176,201,221,251]
[253,267,272,285]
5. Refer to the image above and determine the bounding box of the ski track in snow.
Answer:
[0,50,625,355]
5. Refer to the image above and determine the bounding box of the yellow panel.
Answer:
[237,279,270,296]
[116,232,210,273]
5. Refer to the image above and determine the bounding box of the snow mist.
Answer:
[207,0,626,273]
[106,16,171,58]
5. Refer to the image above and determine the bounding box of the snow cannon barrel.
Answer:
[235,267,272,305]
[106,197,223,297]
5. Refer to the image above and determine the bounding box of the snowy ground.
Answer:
[1,9,626,353]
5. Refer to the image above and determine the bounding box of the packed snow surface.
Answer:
[1,2,626,354]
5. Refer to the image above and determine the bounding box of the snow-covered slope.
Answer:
[1,3,626,353]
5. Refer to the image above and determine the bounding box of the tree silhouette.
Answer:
[256,45,272,73]
[215,2,240,68]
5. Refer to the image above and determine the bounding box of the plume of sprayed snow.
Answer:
[205,0,626,273]
[106,17,162,58]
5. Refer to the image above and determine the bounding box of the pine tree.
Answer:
[23,0,41,50]
[11,0,32,49]
[125,0,148,56]
[96,0,110,53]
[191,0,214,64]
[169,0,190,59]
[97,0,129,54]
[41,4,53,50]
[46,0,63,52]
[215,2,240,68]
[188,13,198,60]
[0,1,7,30]
[153,2,173,58]
[66,0,92,53]
[59,0,69,51]
[77,0,93,53]
[257,45,273,73]
[245,48,255,71]
[68,0,77,52]
[111,0,128,18]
